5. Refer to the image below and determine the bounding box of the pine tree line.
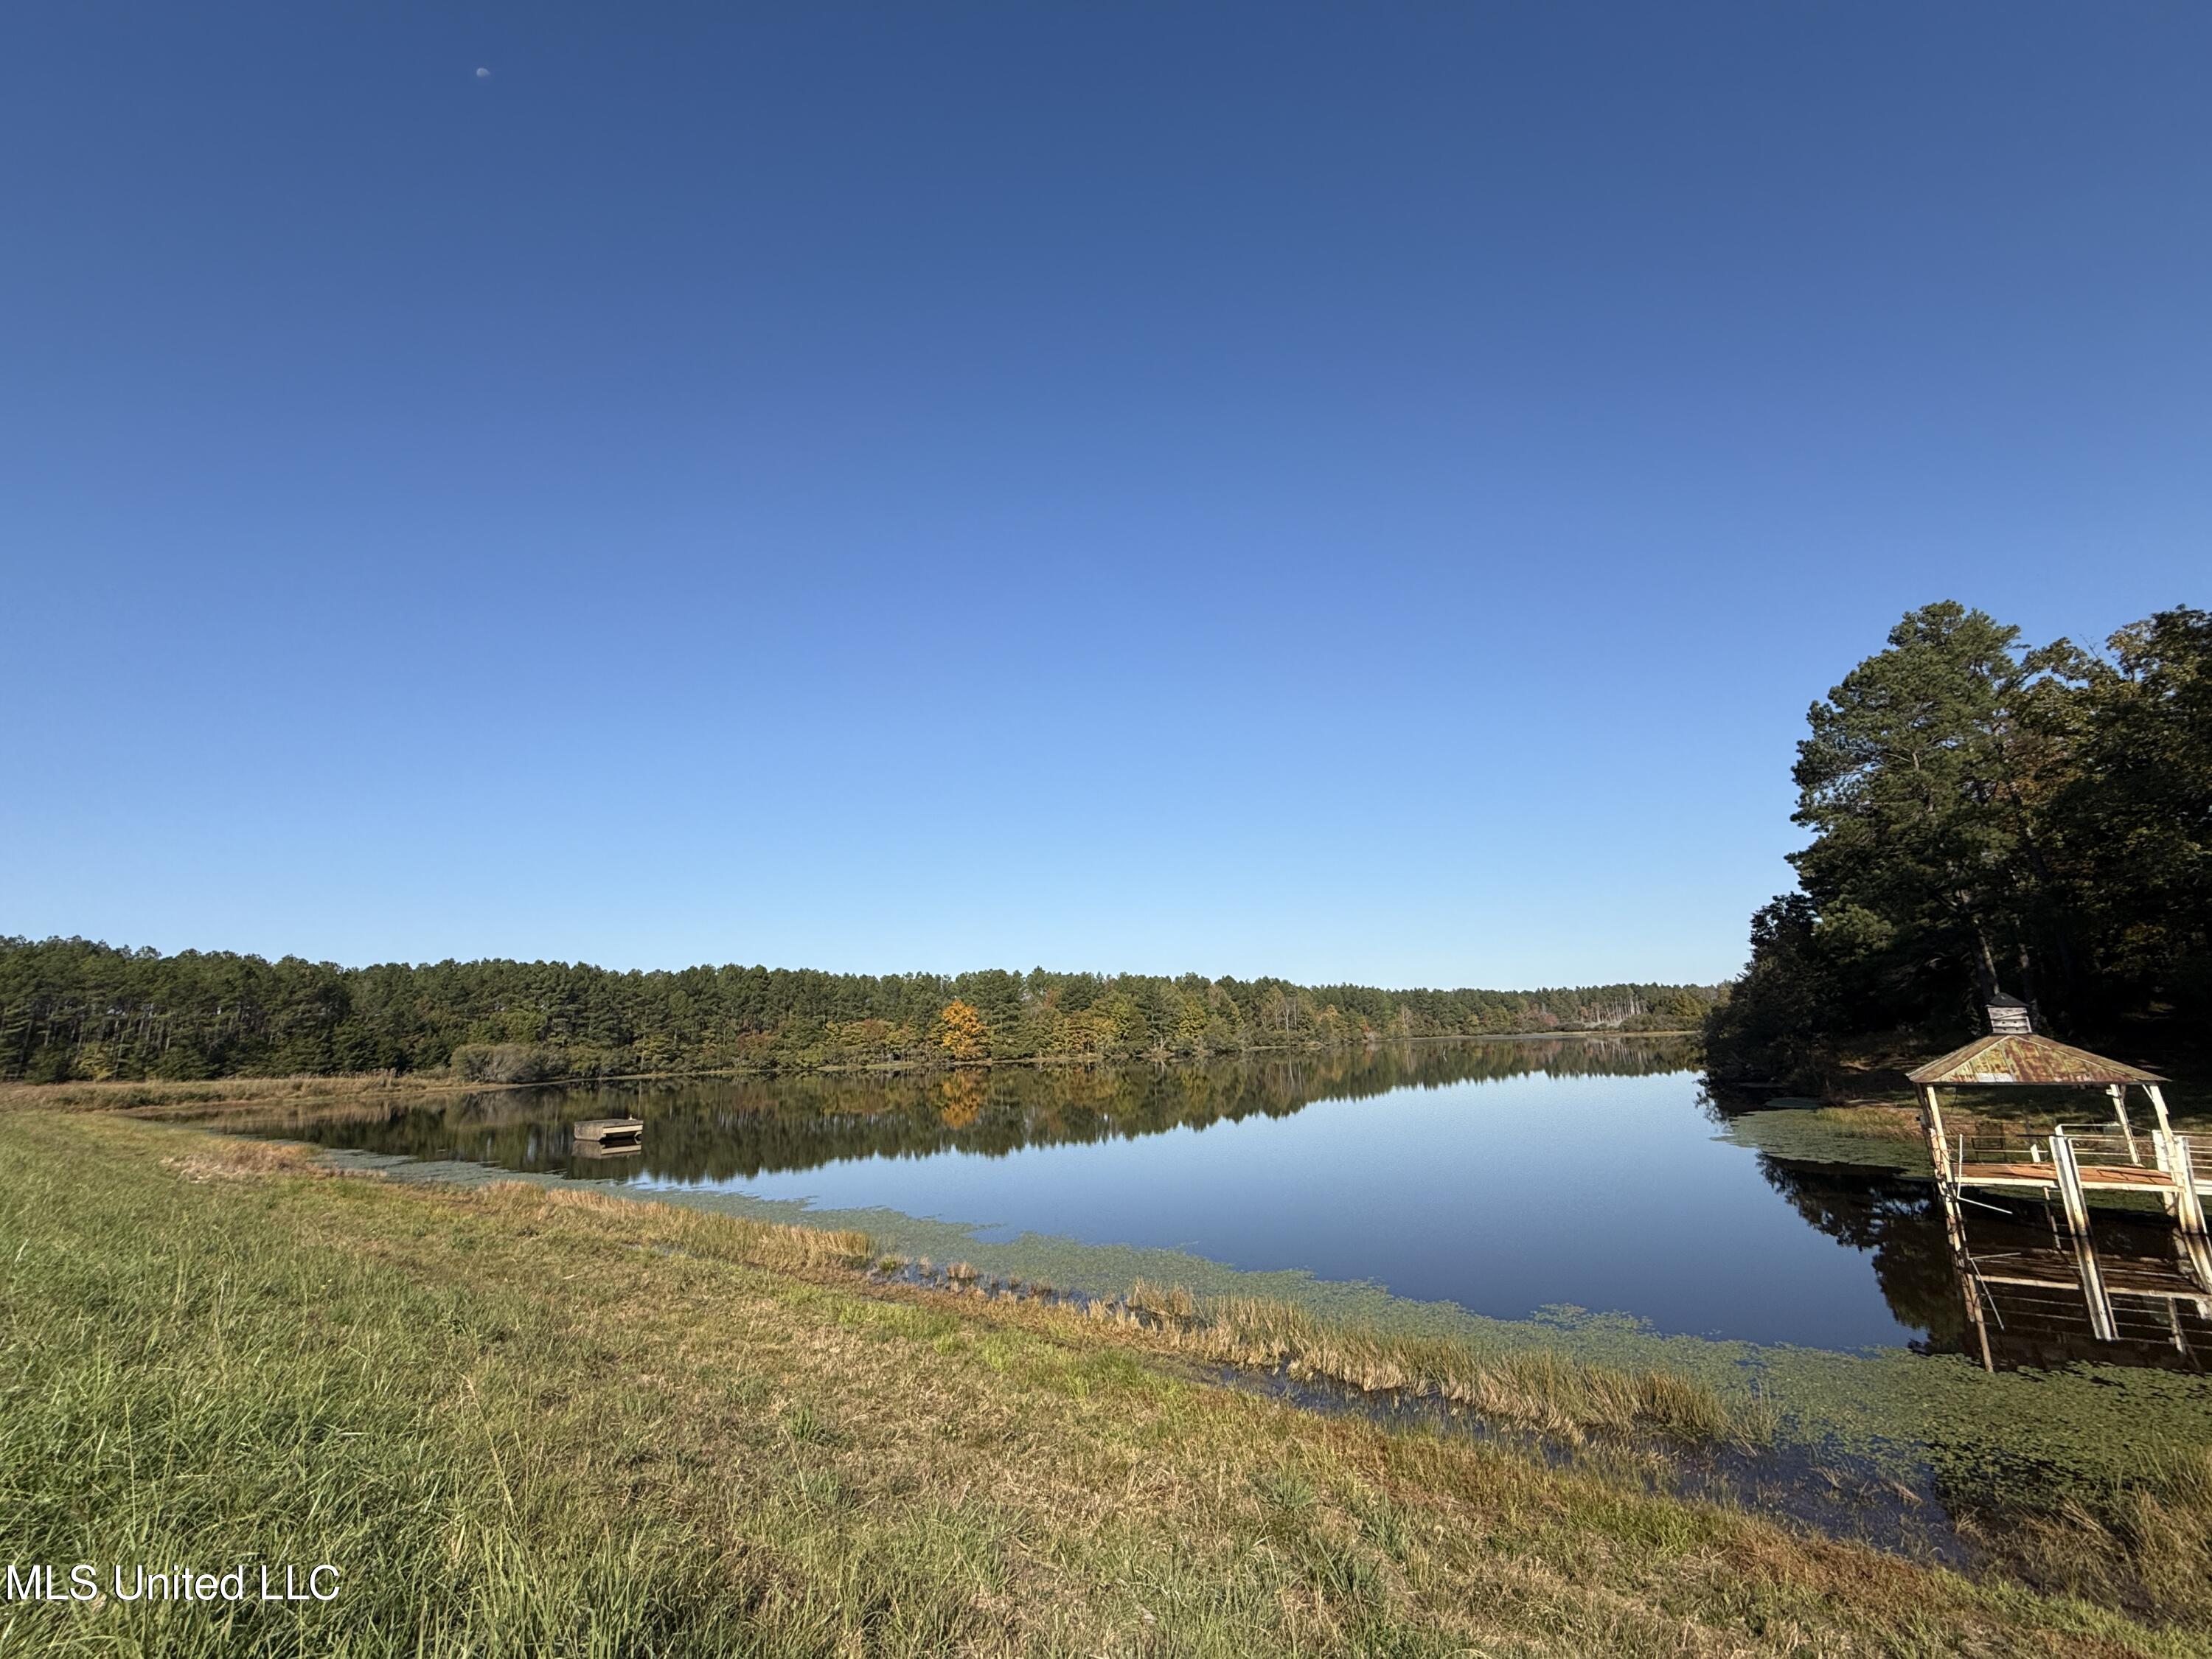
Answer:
[0,936,1720,1083]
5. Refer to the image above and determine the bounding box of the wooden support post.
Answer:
[2166,1165,2212,1301]
[2179,1217,2212,1301]
[2140,1085,2203,1237]
[1950,1246,1995,1373]
[1919,1085,1952,1183]
[2053,1133,2119,1342]
[2172,1134,2209,1239]
[2069,1231,2121,1344]
[2171,1211,2212,1290]
[2142,1082,2181,1181]
[2109,1084,2139,1164]
[2051,1130,2094,1240]
[1922,1085,1992,1368]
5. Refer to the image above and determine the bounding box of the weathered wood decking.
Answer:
[1955,1160,2184,1191]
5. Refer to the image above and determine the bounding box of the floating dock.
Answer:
[572,1116,644,1154]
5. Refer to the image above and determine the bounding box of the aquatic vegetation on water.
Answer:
[1711,1104,1928,1169]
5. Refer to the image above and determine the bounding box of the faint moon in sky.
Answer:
[475,66,491,79]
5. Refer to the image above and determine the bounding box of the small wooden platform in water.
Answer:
[573,1117,644,1144]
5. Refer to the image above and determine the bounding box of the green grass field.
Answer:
[1,1108,2205,1657]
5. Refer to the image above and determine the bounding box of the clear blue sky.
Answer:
[3,3,2205,988]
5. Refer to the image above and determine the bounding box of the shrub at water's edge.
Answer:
[450,1040,571,1085]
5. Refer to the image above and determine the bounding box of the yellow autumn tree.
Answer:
[934,998,989,1061]
[936,1070,986,1127]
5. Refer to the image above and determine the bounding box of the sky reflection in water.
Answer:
[659,1066,1913,1347]
[268,1039,1980,1349]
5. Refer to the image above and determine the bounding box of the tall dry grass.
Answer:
[0,1069,451,1114]
[1989,1444,2212,1627]
[1109,1283,1754,1446]
[486,1180,874,1273]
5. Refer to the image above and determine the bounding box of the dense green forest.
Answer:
[0,936,1719,1082]
[1705,602,2212,1090]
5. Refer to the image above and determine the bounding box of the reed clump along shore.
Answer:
[1988,1445,2212,1632]
[1144,1290,1753,1447]
[908,1273,1758,1447]
[4,1105,2209,1655]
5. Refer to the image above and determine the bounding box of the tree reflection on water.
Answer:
[1754,1155,2212,1372]
[229,1035,1698,1181]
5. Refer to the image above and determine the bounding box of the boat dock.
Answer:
[1913,1002,2211,1368]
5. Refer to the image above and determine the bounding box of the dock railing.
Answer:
[1928,1111,2210,1252]
[1947,1126,2149,1174]
[2050,1127,2151,1171]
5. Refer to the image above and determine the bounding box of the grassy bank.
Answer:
[0,1070,481,1115]
[328,1132,2212,1528]
[1,1111,2205,1655]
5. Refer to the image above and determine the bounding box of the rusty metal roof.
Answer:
[1906,1032,2166,1087]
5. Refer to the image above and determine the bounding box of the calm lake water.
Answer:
[246,1037,2207,1362]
